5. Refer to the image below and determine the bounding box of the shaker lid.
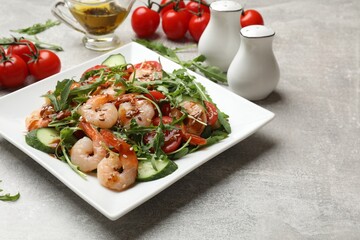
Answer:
[210,1,242,12]
[241,25,275,38]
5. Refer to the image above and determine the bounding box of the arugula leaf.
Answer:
[0,181,20,202]
[189,61,227,84]
[59,127,79,149]
[134,39,228,84]
[29,36,63,51]
[70,74,105,96]
[217,111,231,134]
[43,79,73,112]
[134,39,181,64]
[205,131,229,146]
[11,19,61,35]
[0,192,20,202]
[171,147,189,159]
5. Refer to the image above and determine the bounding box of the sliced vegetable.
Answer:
[144,90,166,101]
[204,101,218,126]
[137,159,178,182]
[101,53,126,67]
[144,116,182,154]
[25,128,60,153]
[181,124,207,145]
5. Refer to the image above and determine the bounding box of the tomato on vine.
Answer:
[28,49,61,81]
[6,38,36,63]
[188,12,210,42]
[185,0,210,15]
[160,0,186,17]
[0,47,28,88]
[162,9,189,40]
[131,6,160,38]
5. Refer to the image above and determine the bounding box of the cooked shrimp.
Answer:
[181,101,207,135]
[70,121,106,172]
[117,94,155,128]
[97,129,138,191]
[78,94,118,129]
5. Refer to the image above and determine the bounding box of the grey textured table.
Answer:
[1,0,359,239]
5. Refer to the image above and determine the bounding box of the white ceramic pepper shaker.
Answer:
[198,0,242,72]
[227,25,280,101]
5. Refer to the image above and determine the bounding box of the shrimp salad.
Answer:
[25,57,231,191]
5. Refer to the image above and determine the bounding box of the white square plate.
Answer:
[0,42,274,220]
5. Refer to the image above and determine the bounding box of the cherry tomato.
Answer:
[82,65,108,77]
[240,9,264,28]
[127,60,163,82]
[131,6,160,38]
[144,90,166,101]
[0,52,28,88]
[162,9,189,40]
[204,101,218,126]
[160,102,171,116]
[144,116,182,153]
[134,61,162,71]
[6,39,36,63]
[160,0,186,17]
[185,0,210,15]
[188,12,210,42]
[81,65,109,82]
[28,50,61,80]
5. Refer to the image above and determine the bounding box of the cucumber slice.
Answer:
[137,159,178,182]
[102,53,126,67]
[25,128,60,154]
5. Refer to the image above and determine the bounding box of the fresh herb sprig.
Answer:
[134,39,227,84]
[11,19,61,35]
[0,181,20,202]
[27,36,63,51]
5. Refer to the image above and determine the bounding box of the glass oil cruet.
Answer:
[198,0,242,72]
[227,25,280,101]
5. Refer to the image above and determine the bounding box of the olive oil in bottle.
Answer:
[70,2,128,35]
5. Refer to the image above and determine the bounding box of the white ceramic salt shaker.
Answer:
[198,0,242,72]
[227,25,280,101]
